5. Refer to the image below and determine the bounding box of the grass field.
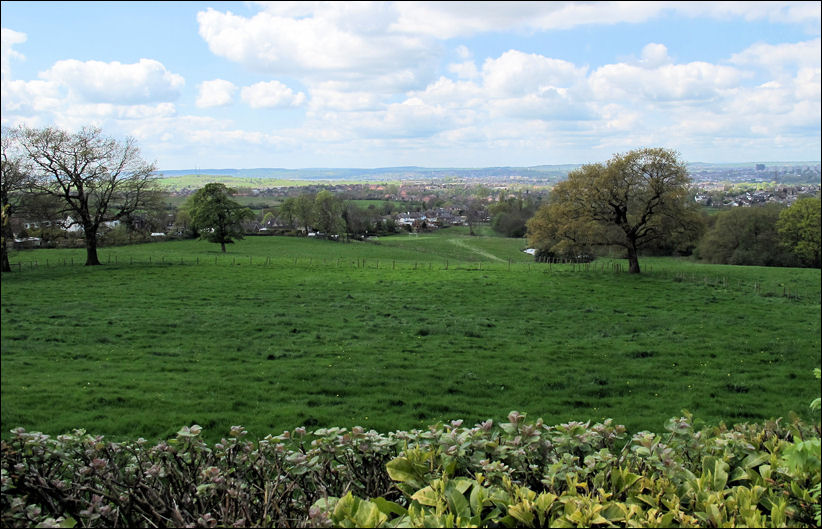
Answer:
[2,230,820,443]
[156,174,328,191]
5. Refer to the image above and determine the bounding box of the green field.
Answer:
[156,174,328,191]
[2,230,820,443]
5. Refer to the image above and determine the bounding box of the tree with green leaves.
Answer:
[490,194,542,238]
[16,126,157,266]
[186,183,254,252]
[696,205,796,267]
[527,147,701,273]
[313,190,345,236]
[777,197,821,268]
[277,197,298,229]
[294,193,316,235]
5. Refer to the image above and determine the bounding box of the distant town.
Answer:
[161,162,821,211]
[158,161,821,188]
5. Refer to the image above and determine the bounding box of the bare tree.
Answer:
[18,126,157,265]
[464,198,487,236]
[1,127,35,272]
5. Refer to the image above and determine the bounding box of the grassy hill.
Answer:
[2,229,819,443]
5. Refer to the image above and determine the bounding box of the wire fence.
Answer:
[5,254,813,302]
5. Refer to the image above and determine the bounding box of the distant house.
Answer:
[13,237,41,249]
[62,216,121,233]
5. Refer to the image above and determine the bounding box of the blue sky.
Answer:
[2,1,820,170]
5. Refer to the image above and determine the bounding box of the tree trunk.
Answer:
[1,246,10,272]
[627,244,641,274]
[220,241,226,253]
[85,233,101,266]
[1,222,11,272]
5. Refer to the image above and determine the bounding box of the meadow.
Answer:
[2,228,820,444]
[155,174,328,192]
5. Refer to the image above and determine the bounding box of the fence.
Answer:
[4,254,813,302]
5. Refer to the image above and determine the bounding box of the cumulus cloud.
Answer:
[1,78,62,114]
[197,5,438,91]
[196,79,237,108]
[40,58,184,104]
[240,80,306,108]
[455,44,472,60]
[589,59,743,102]
[729,38,822,75]
[1,27,26,79]
[307,81,382,112]
[448,60,479,80]
[481,50,587,98]
[639,43,671,69]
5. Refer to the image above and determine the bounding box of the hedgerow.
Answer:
[2,398,819,528]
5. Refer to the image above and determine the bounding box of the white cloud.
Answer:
[196,79,237,108]
[409,77,484,106]
[639,43,671,69]
[390,2,656,38]
[197,6,438,91]
[589,59,743,101]
[793,67,821,101]
[307,81,382,111]
[390,1,821,37]
[729,38,822,75]
[1,27,27,79]
[40,58,184,104]
[448,60,479,80]
[674,1,821,27]
[1,78,63,116]
[481,50,587,97]
[489,90,595,122]
[240,80,306,108]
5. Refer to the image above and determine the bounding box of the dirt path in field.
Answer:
[449,238,505,262]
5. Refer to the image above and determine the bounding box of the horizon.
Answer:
[156,160,822,173]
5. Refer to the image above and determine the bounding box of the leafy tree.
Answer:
[277,197,297,229]
[777,197,821,268]
[173,208,196,238]
[696,205,797,266]
[490,195,542,238]
[313,190,345,236]
[186,183,254,252]
[294,193,315,234]
[16,126,157,265]
[527,147,701,273]
[343,203,379,238]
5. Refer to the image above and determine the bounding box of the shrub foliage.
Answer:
[2,407,819,528]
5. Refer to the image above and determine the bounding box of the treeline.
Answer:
[488,194,543,237]
[695,198,821,268]
[261,190,400,238]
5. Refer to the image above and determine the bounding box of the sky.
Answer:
[1,1,820,170]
